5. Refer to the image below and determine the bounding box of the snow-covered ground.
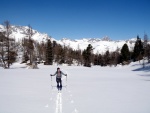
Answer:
[0,62,150,113]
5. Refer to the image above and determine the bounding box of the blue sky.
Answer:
[0,0,150,40]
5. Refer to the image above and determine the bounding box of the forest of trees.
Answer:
[0,21,17,68]
[0,21,150,68]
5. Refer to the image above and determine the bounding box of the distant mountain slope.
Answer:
[0,24,139,54]
[0,24,54,42]
[58,38,137,54]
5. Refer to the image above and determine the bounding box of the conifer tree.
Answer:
[22,51,29,63]
[121,43,130,63]
[98,54,103,66]
[66,48,73,65]
[26,25,34,64]
[1,21,17,68]
[94,54,99,65]
[0,32,6,67]
[4,21,11,68]
[104,50,110,65]
[143,34,150,63]
[55,45,65,64]
[52,41,57,61]
[45,39,53,65]
[110,52,116,66]
[147,44,150,63]
[133,36,144,61]
[22,38,29,63]
[82,44,93,67]
[76,45,83,65]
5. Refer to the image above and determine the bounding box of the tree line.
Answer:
[0,21,17,68]
[0,21,150,68]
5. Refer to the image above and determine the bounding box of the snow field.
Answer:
[0,62,150,113]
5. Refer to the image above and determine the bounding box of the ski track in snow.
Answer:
[46,75,78,113]
[56,92,62,113]
[49,86,78,113]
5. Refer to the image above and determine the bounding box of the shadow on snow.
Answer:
[132,65,150,72]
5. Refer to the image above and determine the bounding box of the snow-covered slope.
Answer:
[0,24,139,54]
[0,24,55,42]
[59,38,136,54]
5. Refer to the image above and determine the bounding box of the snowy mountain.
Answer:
[0,24,54,42]
[0,24,138,54]
[58,38,136,54]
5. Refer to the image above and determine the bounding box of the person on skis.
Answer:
[51,67,67,89]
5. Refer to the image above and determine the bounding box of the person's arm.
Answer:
[61,71,67,76]
[51,72,57,76]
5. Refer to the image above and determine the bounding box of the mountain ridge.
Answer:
[0,24,138,54]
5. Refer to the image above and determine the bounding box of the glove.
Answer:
[66,74,67,76]
[50,74,53,76]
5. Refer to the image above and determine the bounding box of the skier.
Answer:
[51,67,67,90]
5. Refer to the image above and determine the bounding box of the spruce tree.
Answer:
[82,49,87,66]
[133,36,144,61]
[0,32,6,67]
[121,43,130,63]
[52,41,57,61]
[45,39,53,65]
[2,21,17,68]
[66,48,73,65]
[22,51,29,63]
[147,44,150,63]
[76,50,82,66]
[26,25,34,64]
[143,34,150,63]
[82,44,93,67]
[60,46,65,64]
[3,21,11,68]
[104,50,110,65]
[94,54,99,65]
[98,54,103,66]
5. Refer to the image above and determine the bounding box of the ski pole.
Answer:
[50,74,52,86]
[66,75,67,86]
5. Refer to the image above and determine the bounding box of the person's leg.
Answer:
[60,78,62,87]
[56,78,59,87]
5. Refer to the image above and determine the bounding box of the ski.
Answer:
[51,85,67,91]
[51,85,67,87]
